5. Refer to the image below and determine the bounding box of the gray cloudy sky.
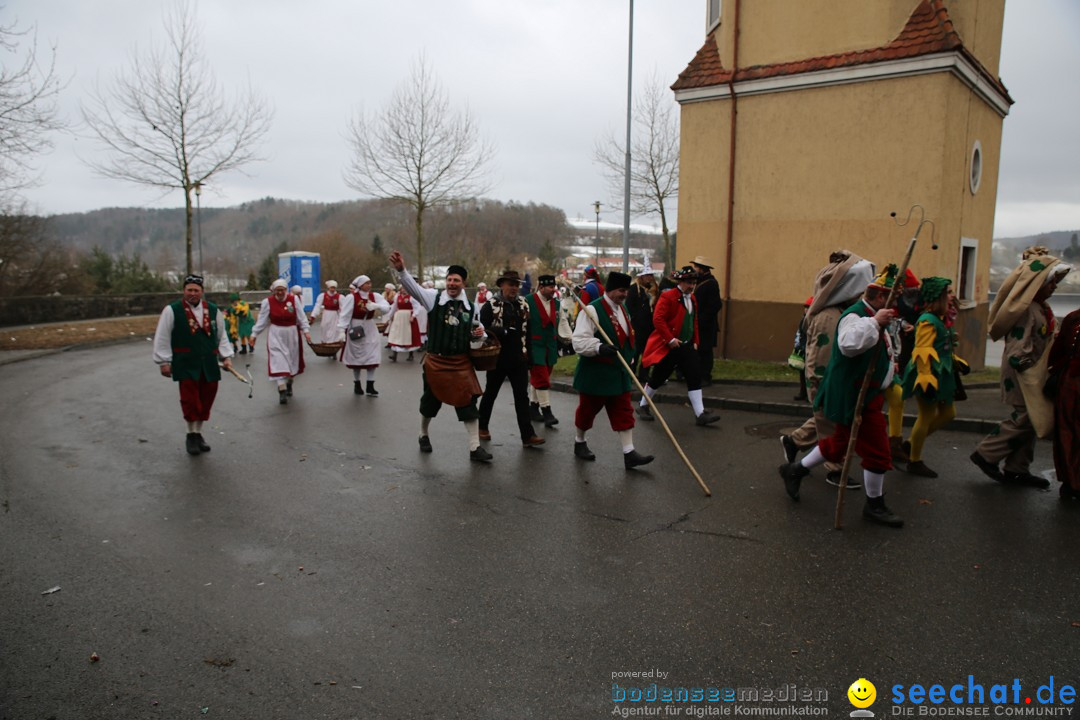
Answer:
[6,0,1079,238]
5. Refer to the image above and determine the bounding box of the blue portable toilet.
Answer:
[278,251,321,313]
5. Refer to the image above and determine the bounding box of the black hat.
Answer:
[606,271,631,291]
[446,265,468,281]
[496,268,522,286]
[183,274,204,287]
[671,266,699,282]
[537,274,556,287]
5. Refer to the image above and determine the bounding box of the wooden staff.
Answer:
[833,236,919,529]
[568,286,712,497]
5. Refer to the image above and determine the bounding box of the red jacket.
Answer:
[641,288,699,368]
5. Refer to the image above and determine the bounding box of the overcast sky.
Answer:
[6,0,1079,239]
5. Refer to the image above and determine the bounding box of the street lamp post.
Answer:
[194,181,203,275]
[593,200,601,268]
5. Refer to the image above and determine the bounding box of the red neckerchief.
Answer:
[532,292,555,328]
[183,299,212,336]
[599,296,633,348]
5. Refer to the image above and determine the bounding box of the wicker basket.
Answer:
[469,336,501,371]
[308,341,344,357]
[376,322,388,334]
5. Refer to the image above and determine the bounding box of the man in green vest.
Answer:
[525,274,561,428]
[571,271,653,469]
[777,266,904,528]
[152,275,235,456]
[389,250,492,463]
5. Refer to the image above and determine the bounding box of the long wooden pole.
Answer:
[568,287,711,497]
[833,237,918,529]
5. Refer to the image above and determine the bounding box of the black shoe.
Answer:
[574,441,595,461]
[529,402,543,423]
[366,381,378,397]
[247,345,255,353]
[407,352,414,361]
[623,449,654,469]
[780,435,798,464]
[1061,483,1080,501]
[906,460,938,478]
[635,404,654,421]
[185,433,201,456]
[470,446,493,463]
[1001,470,1050,489]
[863,495,904,528]
[353,381,364,395]
[695,411,720,426]
[970,451,1004,482]
[286,380,293,397]
[239,346,247,355]
[779,462,809,500]
[389,353,397,362]
[418,435,432,453]
[542,406,559,427]
[278,389,288,405]
[825,470,862,490]
[194,433,211,452]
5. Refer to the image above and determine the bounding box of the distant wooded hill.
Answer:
[991,229,1080,290]
[40,197,629,282]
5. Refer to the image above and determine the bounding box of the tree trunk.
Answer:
[658,202,672,271]
[414,203,425,284]
[184,188,194,277]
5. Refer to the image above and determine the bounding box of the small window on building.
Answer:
[708,0,721,31]
[969,140,983,195]
[958,238,978,308]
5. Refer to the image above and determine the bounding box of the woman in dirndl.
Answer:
[385,289,424,362]
[251,279,311,404]
[337,274,390,396]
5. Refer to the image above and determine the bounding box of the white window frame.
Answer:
[957,238,978,309]
[969,140,983,195]
[708,0,721,32]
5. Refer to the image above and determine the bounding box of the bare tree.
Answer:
[594,73,679,271]
[81,0,272,276]
[344,54,494,282]
[0,16,64,202]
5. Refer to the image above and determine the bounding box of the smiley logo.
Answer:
[848,678,876,709]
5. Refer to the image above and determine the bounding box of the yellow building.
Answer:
[673,0,1011,367]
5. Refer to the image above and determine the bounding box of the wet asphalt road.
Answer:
[1,342,1078,719]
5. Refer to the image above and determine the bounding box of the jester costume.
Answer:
[899,276,966,478]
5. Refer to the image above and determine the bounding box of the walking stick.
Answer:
[568,286,712,497]
[833,207,935,529]
[220,362,254,398]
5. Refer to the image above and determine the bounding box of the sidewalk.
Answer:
[550,376,1007,435]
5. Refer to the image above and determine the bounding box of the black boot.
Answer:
[574,441,595,461]
[623,449,654,469]
[407,352,414,362]
[366,381,378,397]
[542,406,559,427]
[286,379,293,397]
[194,433,211,452]
[239,345,247,355]
[354,381,364,395]
[278,389,288,405]
[418,435,433,453]
[470,446,493,463]
[185,433,201,455]
[529,402,543,423]
[779,462,809,501]
[389,353,397,362]
[863,495,904,528]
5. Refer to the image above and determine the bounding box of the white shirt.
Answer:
[836,300,895,388]
[572,295,628,357]
[152,300,235,365]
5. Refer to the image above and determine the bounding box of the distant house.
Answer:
[672,0,1011,367]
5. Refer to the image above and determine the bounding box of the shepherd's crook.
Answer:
[833,208,935,529]
[569,287,711,497]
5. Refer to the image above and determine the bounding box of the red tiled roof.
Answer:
[671,0,1010,101]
